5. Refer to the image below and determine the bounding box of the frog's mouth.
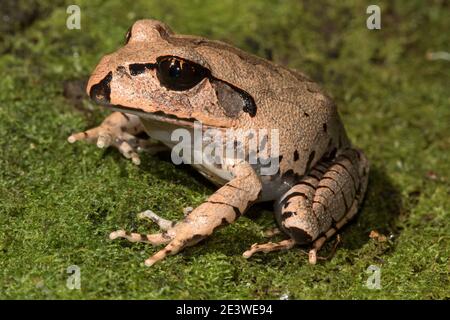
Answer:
[106,104,224,129]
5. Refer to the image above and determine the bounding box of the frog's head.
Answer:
[87,19,259,128]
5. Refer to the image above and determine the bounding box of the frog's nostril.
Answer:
[89,71,113,105]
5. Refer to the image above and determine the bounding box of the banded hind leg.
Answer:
[243,148,369,264]
[110,161,262,266]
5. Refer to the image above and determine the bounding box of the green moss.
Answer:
[0,0,448,299]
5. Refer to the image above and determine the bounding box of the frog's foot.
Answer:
[109,210,176,244]
[307,235,341,264]
[68,111,165,165]
[242,239,296,259]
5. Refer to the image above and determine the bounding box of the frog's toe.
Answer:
[97,132,113,148]
[242,239,296,259]
[67,127,102,144]
[138,210,175,231]
[117,140,141,165]
[109,229,172,245]
[144,238,187,267]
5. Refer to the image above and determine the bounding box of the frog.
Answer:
[68,19,369,267]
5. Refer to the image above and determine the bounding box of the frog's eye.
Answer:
[124,27,132,44]
[156,56,209,91]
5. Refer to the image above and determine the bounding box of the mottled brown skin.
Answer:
[68,20,369,266]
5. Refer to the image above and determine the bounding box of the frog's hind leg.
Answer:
[244,148,369,264]
[307,148,369,264]
[241,164,325,259]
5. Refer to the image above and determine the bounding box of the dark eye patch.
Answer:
[129,63,156,76]
[212,80,256,118]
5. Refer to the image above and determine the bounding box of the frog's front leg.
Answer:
[244,148,369,264]
[68,111,165,165]
[110,161,262,267]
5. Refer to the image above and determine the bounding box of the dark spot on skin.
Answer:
[283,169,294,179]
[89,71,112,105]
[296,180,316,190]
[241,92,257,117]
[327,148,337,160]
[294,150,299,161]
[288,227,312,244]
[164,249,172,255]
[282,211,296,219]
[140,234,148,241]
[129,63,156,76]
[323,123,327,133]
[304,112,310,117]
[162,232,171,240]
[279,192,308,209]
[225,183,245,192]
[233,206,242,218]
[116,65,127,74]
[317,184,336,195]
[279,155,283,163]
[283,201,291,209]
[305,151,316,174]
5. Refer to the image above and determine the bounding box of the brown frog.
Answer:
[68,20,369,266]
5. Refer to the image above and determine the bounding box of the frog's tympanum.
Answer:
[68,20,369,266]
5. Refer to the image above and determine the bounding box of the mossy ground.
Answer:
[0,0,448,299]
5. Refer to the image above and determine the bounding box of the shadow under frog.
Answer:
[115,147,403,262]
